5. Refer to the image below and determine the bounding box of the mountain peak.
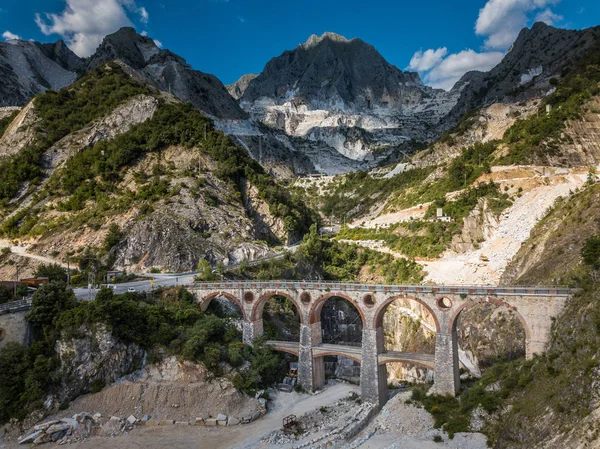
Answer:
[87,27,159,70]
[302,32,352,48]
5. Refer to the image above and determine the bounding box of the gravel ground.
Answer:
[348,391,488,449]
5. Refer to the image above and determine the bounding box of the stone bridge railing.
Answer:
[0,299,32,315]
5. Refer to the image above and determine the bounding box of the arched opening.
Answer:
[311,294,364,384]
[384,362,434,387]
[254,293,302,342]
[377,296,438,386]
[201,292,245,320]
[452,300,528,374]
[262,345,300,390]
[322,355,361,385]
[314,294,364,346]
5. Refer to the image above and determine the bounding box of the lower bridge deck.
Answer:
[266,341,435,369]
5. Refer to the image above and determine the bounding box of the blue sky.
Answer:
[1,0,598,89]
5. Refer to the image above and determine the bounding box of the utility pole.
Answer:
[14,265,19,298]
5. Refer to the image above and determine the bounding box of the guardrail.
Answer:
[0,299,32,314]
[192,281,571,297]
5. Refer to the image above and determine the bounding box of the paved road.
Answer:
[73,273,197,300]
[72,244,301,300]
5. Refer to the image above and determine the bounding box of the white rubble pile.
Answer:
[344,391,488,449]
[260,392,377,448]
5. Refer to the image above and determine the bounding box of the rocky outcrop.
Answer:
[35,40,85,73]
[456,303,526,368]
[227,74,258,100]
[0,101,40,158]
[243,181,288,244]
[55,325,145,405]
[87,28,246,120]
[451,199,499,253]
[41,94,159,170]
[0,40,78,107]
[447,23,600,128]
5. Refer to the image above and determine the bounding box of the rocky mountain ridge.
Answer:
[0,64,315,273]
[236,32,460,167]
[4,24,597,176]
[233,24,600,172]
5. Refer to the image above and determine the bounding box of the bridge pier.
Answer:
[360,327,388,407]
[298,322,324,391]
[432,330,459,396]
[242,319,264,345]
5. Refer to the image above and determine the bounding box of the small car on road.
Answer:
[127,287,137,293]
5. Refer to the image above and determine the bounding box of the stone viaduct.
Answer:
[192,281,570,406]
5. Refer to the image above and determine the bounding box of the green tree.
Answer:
[0,285,12,304]
[27,283,77,330]
[0,343,28,421]
[104,224,123,252]
[196,259,214,281]
[582,235,600,269]
[34,264,68,283]
[15,284,29,298]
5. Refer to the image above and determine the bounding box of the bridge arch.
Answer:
[378,358,435,371]
[199,292,246,320]
[269,346,300,357]
[373,295,440,332]
[308,292,366,327]
[251,291,305,324]
[448,296,531,341]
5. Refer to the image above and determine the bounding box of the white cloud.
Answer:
[407,47,448,72]
[534,8,563,25]
[2,30,21,41]
[153,39,162,48]
[35,0,149,57]
[475,0,562,50]
[407,0,564,90]
[237,16,246,23]
[138,6,149,24]
[424,49,505,90]
[140,30,148,36]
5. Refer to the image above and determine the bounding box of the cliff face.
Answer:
[0,40,78,107]
[447,23,600,127]
[55,325,145,405]
[238,33,459,170]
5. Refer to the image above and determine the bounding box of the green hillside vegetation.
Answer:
[0,64,151,206]
[499,47,600,164]
[337,182,511,258]
[0,281,283,423]
[0,65,316,245]
[225,225,424,284]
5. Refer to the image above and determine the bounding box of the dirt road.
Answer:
[0,239,68,268]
